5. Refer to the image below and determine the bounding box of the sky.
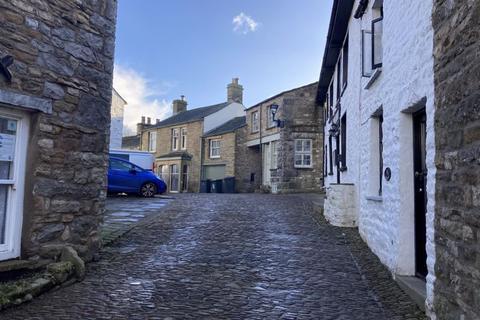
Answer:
[113,0,334,136]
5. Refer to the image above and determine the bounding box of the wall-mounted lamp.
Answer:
[328,123,339,136]
[270,104,284,128]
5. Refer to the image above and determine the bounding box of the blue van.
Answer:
[107,157,167,197]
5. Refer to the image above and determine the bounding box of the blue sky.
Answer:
[114,0,333,135]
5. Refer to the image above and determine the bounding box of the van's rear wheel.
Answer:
[140,182,157,198]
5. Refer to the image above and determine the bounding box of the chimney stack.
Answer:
[147,117,151,125]
[137,116,146,135]
[227,78,243,104]
[172,95,187,115]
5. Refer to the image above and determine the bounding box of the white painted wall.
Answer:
[110,89,127,149]
[203,102,245,133]
[323,0,436,311]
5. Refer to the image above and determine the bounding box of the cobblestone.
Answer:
[2,194,424,319]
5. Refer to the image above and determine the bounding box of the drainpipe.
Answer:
[199,131,205,193]
[259,105,264,188]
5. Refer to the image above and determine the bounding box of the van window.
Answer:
[110,159,132,172]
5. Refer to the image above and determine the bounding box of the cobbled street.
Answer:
[2,194,424,320]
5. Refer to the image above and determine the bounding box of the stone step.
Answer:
[395,275,427,311]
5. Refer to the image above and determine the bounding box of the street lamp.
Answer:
[269,104,284,128]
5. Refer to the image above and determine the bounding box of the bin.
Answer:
[222,177,236,193]
[200,180,211,193]
[210,179,223,193]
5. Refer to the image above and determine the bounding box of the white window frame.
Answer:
[209,139,221,159]
[180,128,187,150]
[0,108,29,261]
[294,139,313,168]
[148,131,156,152]
[172,128,179,151]
[251,111,259,133]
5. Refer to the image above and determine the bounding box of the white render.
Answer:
[322,0,436,314]
[324,184,357,227]
[110,88,127,149]
[203,102,245,134]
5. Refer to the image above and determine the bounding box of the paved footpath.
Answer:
[2,194,425,320]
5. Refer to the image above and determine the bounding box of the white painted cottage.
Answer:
[318,0,436,313]
[110,88,127,149]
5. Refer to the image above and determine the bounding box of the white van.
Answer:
[109,149,155,171]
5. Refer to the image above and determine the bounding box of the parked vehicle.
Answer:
[109,149,155,172]
[107,157,167,197]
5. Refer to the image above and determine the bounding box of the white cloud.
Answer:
[113,64,172,136]
[232,12,259,34]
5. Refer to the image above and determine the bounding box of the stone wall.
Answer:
[142,121,203,192]
[431,0,480,318]
[0,0,117,262]
[324,184,357,227]
[235,126,262,193]
[275,83,323,193]
[203,132,236,177]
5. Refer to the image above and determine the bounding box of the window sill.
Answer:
[295,166,313,169]
[366,195,383,202]
[365,68,382,89]
[209,156,221,159]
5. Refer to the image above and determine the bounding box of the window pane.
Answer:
[362,30,373,76]
[372,18,383,67]
[304,140,311,152]
[295,155,303,165]
[295,140,303,152]
[303,155,311,166]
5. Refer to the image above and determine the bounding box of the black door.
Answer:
[413,110,428,278]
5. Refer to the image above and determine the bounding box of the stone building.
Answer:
[0,0,116,267]
[202,116,251,192]
[244,82,323,193]
[431,1,480,318]
[318,0,480,318]
[139,79,245,193]
[109,88,126,149]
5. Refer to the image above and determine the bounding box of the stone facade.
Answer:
[109,88,126,149]
[245,83,323,193]
[144,120,204,193]
[431,1,480,318]
[0,0,117,263]
[235,126,262,193]
[203,132,236,177]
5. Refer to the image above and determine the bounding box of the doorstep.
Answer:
[394,275,426,311]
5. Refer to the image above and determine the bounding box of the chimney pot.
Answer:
[141,116,146,124]
[147,117,151,125]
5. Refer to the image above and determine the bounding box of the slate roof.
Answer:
[245,82,318,110]
[316,0,355,104]
[204,116,246,137]
[121,135,140,150]
[151,102,229,129]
